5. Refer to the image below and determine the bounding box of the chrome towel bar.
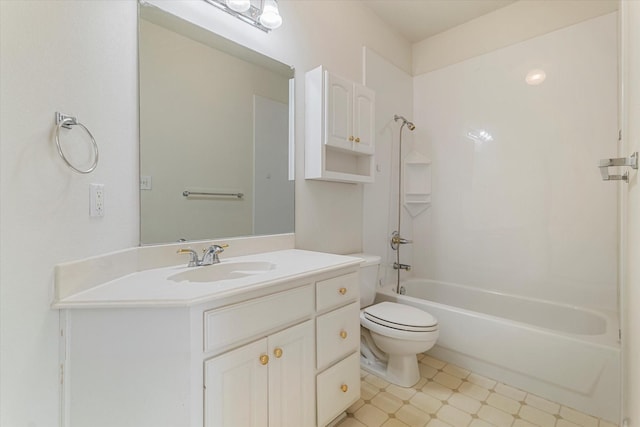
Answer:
[182,190,244,199]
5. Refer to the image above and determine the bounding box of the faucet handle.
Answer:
[177,248,199,267]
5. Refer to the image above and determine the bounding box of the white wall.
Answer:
[362,48,414,286]
[0,1,139,425]
[412,13,618,310]
[0,1,411,425]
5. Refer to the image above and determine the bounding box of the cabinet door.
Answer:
[353,83,375,155]
[204,338,268,427]
[268,320,315,427]
[325,71,353,151]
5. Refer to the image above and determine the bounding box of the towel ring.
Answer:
[54,112,99,174]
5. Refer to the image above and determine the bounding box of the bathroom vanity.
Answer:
[53,242,361,427]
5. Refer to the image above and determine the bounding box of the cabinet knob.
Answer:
[355,137,360,143]
[339,330,348,339]
[274,347,283,358]
[349,136,354,142]
[340,384,349,393]
[338,287,347,295]
[259,354,269,365]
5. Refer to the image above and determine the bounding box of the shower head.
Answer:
[394,114,416,131]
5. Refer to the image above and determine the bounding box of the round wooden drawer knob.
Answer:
[340,384,348,393]
[339,330,348,339]
[338,287,347,295]
[259,354,269,365]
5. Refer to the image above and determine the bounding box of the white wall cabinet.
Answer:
[306,66,376,183]
[61,265,360,427]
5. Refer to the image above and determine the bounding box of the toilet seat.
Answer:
[363,302,438,332]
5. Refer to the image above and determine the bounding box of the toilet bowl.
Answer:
[348,253,439,387]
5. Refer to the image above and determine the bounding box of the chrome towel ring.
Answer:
[55,112,99,174]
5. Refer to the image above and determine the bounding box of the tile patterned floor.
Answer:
[338,354,618,427]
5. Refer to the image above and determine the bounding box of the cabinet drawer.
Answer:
[204,285,313,353]
[316,272,358,312]
[316,302,360,370]
[316,352,360,427]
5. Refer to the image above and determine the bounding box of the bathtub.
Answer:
[375,279,620,422]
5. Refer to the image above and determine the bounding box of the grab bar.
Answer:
[182,190,244,199]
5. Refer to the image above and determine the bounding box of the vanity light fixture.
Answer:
[205,0,283,32]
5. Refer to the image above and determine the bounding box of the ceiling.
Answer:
[361,0,517,43]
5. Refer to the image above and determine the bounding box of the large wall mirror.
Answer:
[139,3,295,245]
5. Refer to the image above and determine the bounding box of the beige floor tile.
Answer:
[477,404,515,427]
[366,374,392,390]
[494,383,527,402]
[469,420,493,427]
[355,404,390,427]
[442,364,471,379]
[363,381,382,400]
[458,382,490,402]
[557,420,582,427]
[524,394,560,415]
[414,378,429,390]
[437,404,473,427]
[513,419,538,427]
[422,381,454,401]
[519,405,557,427]
[387,384,417,401]
[396,405,431,427]
[348,399,366,414]
[560,406,599,427]
[338,417,368,427]
[426,419,453,427]
[434,372,463,390]
[410,391,444,415]
[486,392,521,415]
[422,355,447,370]
[447,393,482,415]
[419,363,439,379]
[466,373,496,390]
[372,392,405,414]
[382,419,411,427]
[599,420,619,427]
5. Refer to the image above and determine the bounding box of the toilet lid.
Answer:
[363,302,438,332]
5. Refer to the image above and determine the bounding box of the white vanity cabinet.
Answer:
[204,320,314,427]
[203,284,315,427]
[57,250,361,427]
[306,66,376,183]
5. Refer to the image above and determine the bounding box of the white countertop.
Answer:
[53,249,361,309]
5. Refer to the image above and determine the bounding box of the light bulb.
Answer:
[260,0,282,29]
[525,69,546,85]
[226,0,250,13]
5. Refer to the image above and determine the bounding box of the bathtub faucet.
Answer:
[393,262,411,271]
[391,231,413,250]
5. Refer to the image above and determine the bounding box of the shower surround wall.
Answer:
[412,12,618,312]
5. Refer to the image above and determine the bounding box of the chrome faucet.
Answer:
[177,244,228,267]
[393,262,411,271]
[390,231,413,250]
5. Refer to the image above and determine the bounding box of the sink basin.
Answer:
[169,261,275,283]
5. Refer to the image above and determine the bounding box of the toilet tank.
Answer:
[347,253,381,307]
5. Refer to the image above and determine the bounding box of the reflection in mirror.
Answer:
[139,3,294,245]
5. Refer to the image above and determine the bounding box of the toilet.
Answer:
[349,253,439,387]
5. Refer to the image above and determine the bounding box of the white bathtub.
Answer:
[375,279,620,423]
